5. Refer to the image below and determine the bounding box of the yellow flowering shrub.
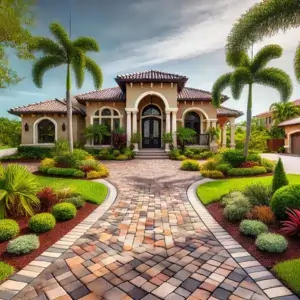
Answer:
[40,158,56,168]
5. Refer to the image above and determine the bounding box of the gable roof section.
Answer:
[9,99,85,116]
[217,106,243,117]
[278,117,300,127]
[76,87,125,103]
[178,87,213,101]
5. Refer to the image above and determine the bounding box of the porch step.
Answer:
[135,149,169,159]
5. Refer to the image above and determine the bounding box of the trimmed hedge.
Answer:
[7,234,40,255]
[0,219,20,242]
[228,166,267,177]
[240,220,268,237]
[43,167,85,178]
[18,146,53,159]
[29,213,56,233]
[181,159,201,171]
[52,203,76,221]
[201,170,225,179]
[255,233,288,253]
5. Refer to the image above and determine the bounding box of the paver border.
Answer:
[188,178,299,300]
[0,179,117,300]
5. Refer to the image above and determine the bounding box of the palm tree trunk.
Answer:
[66,63,73,152]
[244,83,252,158]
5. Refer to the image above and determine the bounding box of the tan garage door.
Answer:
[291,132,300,154]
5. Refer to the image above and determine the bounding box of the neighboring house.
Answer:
[278,118,300,154]
[9,70,242,150]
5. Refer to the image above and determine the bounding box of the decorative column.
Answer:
[125,109,132,147]
[171,109,178,147]
[132,110,138,134]
[229,117,236,149]
[165,110,171,151]
[222,124,227,148]
[211,120,217,129]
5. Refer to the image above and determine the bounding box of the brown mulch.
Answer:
[0,203,97,271]
[207,202,300,270]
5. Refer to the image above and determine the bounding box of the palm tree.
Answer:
[30,22,103,152]
[270,102,300,124]
[226,0,300,80]
[84,124,110,146]
[212,44,292,158]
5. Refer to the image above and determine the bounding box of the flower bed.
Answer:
[169,147,213,161]
[87,147,135,161]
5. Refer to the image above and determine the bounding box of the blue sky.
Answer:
[2,0,300,119]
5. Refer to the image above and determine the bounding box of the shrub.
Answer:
[29,213,56,233]
[86,165,109,178]
[221,191,246,207]
[201,170,225,179]
[123,148,135,159]
[222,149,245,167]
[46,167,85,178]
[191,154,202,160]
[261,158,275,172]
[113,150,121,157]
[281,209,300,236]
[54,152,78,168]
[169,149,180,160]
[0,219,20,241]
[37,187,58,211]
[112,131,127,150]
[247,153,261,163]
[243,183,272,206]
[200,159,217,171]
[184,149,194,158]
[51,139,69,157]
[240,161,258,168]
[71,149,90,161]
[255,233,288,253]
[223,195,251,222]
[116,154,129,160]
[56,187,75,199]
[228,166,267,177]
[199,151,214,159]
[249,206,275,224]
[240,220,268,237]
[0,262,14,281]
[18,146,52,159]
[272,158,289,193]
[79,159,102,173]
[63,196,85,209]
[181,159,201,171]
[177,155,187,161]
[216,163,232,175]
[52,203,76,221]
[7,234,40,255]
[271,185,300,219]
[40,158,56,168]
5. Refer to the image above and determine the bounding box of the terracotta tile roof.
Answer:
[217,106,243,117]
[293,99,300,106]
[9,99,84,116]
[278,117,300,127]
[76,87,125,103]
[178,87,213,101]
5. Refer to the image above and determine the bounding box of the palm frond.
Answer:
[226,51,250,68]
[49,22,72,57]
[32,55,64,88]
[230,67,252,99]
[29,36,66,58]
[85,57,103,89]
[251,44,282,73]
[226,0,300,53]
[294,42,300,82]
[73,37,100,52]
[211,73,232,108]
[72,50,85,88]
[254,67,293,101]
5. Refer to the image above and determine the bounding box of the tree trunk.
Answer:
[244,83,252,158]
[66,63,73,152]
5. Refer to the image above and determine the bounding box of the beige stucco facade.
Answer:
[282,124,300,154]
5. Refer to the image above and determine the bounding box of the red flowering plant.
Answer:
[240,161,259,168]
[37,187,58,212]
[281,208,300,236]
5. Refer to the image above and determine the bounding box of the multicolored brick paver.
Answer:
[3,160,298,300]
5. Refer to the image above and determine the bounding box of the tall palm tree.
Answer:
[212,44,292,158]
[226,0,300,80]
[30,22,103,152]
[270,102,300,124]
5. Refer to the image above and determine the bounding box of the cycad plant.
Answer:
[84,124,111,145]
[0,164,40,219]
[212,44,292,158]
[270,102,300,124]
[30,22,103,152]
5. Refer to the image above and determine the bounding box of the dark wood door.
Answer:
[142,118,161,148]
[292,132,300,154]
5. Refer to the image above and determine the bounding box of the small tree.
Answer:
[272,158,289,193]
[84,124,110,145]
[176,127,196,150]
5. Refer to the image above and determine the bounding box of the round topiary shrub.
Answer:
[63,196,85,209]
[240,220,268,237]
[52,203,76,221]
[270,185,300,219]
[0,219,20,242]
[180,159,201,171]
[7,234,40,255]
[29,213,56,233]
[255,233,288,253]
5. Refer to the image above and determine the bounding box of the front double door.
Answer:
[142,117,161,148]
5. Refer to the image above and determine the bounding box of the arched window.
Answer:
[38,119,55,143]
[142,105,161,116]
[184,112,200,133]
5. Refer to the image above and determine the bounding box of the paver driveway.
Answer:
[10,160,293,300]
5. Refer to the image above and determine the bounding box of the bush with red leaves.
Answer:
[281,208,300,236]
[240,161,259,168]
[37,187,58,212]
[79,165,94,173]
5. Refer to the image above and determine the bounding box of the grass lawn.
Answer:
[36,176,108,205]
[197,174,300,205]
[273,259,300,296]
[0,145,10,150]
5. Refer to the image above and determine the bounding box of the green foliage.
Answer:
[62,196,85,209]
[169,149,180,160]
[216,163,232,175]
[243,183,273,206]
[54,149,89,168]
[0,262,14,281]
[46,167,85,178]
[176,127,196,150]
[113,150,120,157]
[240,220,268,237]
[162,133,173,144]
[221,191,246,207]
[228,166,267,177]
[221,149,245,167]
[18,146,53,159]
[261,158,275,172]
[201,170,225,179]
[51,139,69,157]
[52,202,76,221]
[272,158,289,192]
[0,164,40,218]
[184,149,194,158]
[0,118,21,147]
[271,101,300,125]
[29,213,56,234]
[200,159,218,171]
[123,148,135,159]
[180,160,201,171]
[177,155,187,161]
[130,132,141,144]
[223,194,251,222]
[84,124,110,145]
[192,151,214,160]
[255,233,288,253]
[116,154,129,161]
[78,159,102,172]
[7,234,40,255]
[271,185,300,219]
[269,126,286,138]
[0,219,20,241]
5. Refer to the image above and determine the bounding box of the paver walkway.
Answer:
[9,160,297,300]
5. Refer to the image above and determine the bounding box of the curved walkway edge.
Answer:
[0,179,117,300]
[189,178,298,300]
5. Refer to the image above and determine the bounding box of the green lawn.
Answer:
[0,145,10,150]
[273,259,300,296]
[197,174,300,205]
[36,176,108,205]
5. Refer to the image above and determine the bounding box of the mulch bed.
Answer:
[207,202,300,270]
[0,203,97,271]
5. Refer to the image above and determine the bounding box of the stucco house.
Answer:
[278,117,300,154]
[9,70,242,151]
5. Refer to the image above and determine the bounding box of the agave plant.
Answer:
[281,208,300,236]
[0,164,40,219]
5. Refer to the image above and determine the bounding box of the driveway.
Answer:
[261,153,300,174]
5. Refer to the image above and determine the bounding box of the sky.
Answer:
[2,0,300,119]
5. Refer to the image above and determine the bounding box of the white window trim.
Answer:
[33,117,57,145]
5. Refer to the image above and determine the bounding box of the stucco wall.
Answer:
[177,101,217,120]
[283,124,300,153]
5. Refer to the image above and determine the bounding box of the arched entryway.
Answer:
[37,119,55,143]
